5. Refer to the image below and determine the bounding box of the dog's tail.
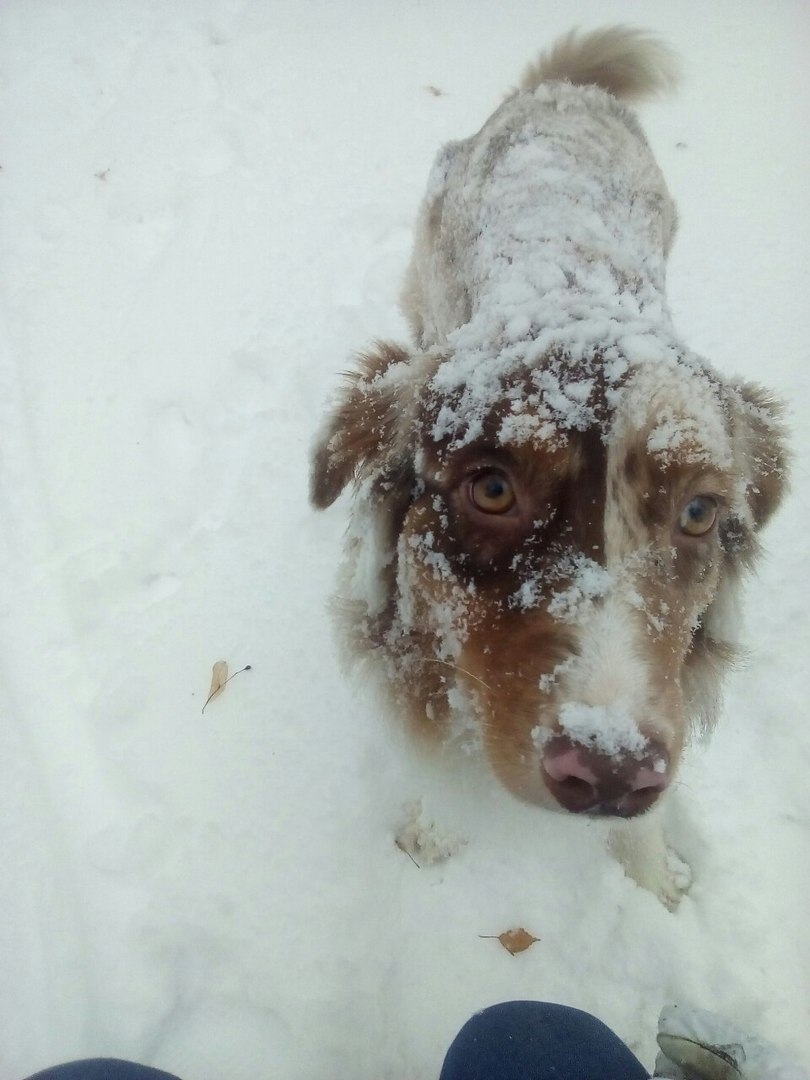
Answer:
[518,26,679,102]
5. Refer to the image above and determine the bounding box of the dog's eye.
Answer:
[469,471,516,514]
[678,496,718,537]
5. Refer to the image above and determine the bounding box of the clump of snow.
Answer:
[497,401,561,447]
[509,554,612,619]
[547,557,613,622]
[557,702,648,758]
[395,800,468,865]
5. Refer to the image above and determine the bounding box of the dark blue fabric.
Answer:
[25,1001,649,1080]
[25,1061,181,1080]
[439,1000,650,1080]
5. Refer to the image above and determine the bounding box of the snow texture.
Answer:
[0,2,808,1078]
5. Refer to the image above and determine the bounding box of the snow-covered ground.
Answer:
[1,2,808,1077]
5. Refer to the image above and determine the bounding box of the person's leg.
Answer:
[439,1001,650,1080]
[24,1061,182,1080]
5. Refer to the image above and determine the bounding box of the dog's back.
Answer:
[402,28,680,357]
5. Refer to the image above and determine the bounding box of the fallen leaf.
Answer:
[480,928,541,956]
[202,661,228,712]
[201,661,253,713]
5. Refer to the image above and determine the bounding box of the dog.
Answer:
[311,27,788,905]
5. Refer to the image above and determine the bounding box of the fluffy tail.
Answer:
[519,26,680,101]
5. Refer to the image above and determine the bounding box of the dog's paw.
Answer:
[623,846,692,910]
[656,847,693,911]
[608,818,692,910]
[665,846,693,897]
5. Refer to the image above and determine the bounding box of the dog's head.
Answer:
[312,341,787,818]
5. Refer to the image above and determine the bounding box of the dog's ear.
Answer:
[311,341,413,509]
[733,382,789,530]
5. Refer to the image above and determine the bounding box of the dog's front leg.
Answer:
[607,809,692,910]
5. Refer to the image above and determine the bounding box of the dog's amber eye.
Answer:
[469,471,516,514]
[678,496,718,537]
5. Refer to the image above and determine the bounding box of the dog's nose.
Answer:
[541,735,670,817]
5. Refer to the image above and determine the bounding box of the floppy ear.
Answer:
[310,342,413,509]
[734,381,789,530]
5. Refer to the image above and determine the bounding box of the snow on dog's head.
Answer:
[311,28,788,819]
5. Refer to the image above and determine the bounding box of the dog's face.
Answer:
[313,343,786,818]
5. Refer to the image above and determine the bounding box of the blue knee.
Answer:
[25,1060,182,1080]
[439,1000,649,1080]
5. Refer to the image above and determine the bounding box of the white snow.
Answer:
[1,2,808,1078]
[557,702,648,758]
[395,800,468,866]
[546,556,614,621]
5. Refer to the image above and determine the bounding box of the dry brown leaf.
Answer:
[208,660,228,698]
[480,928,541,956]
[201,661,252,713]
